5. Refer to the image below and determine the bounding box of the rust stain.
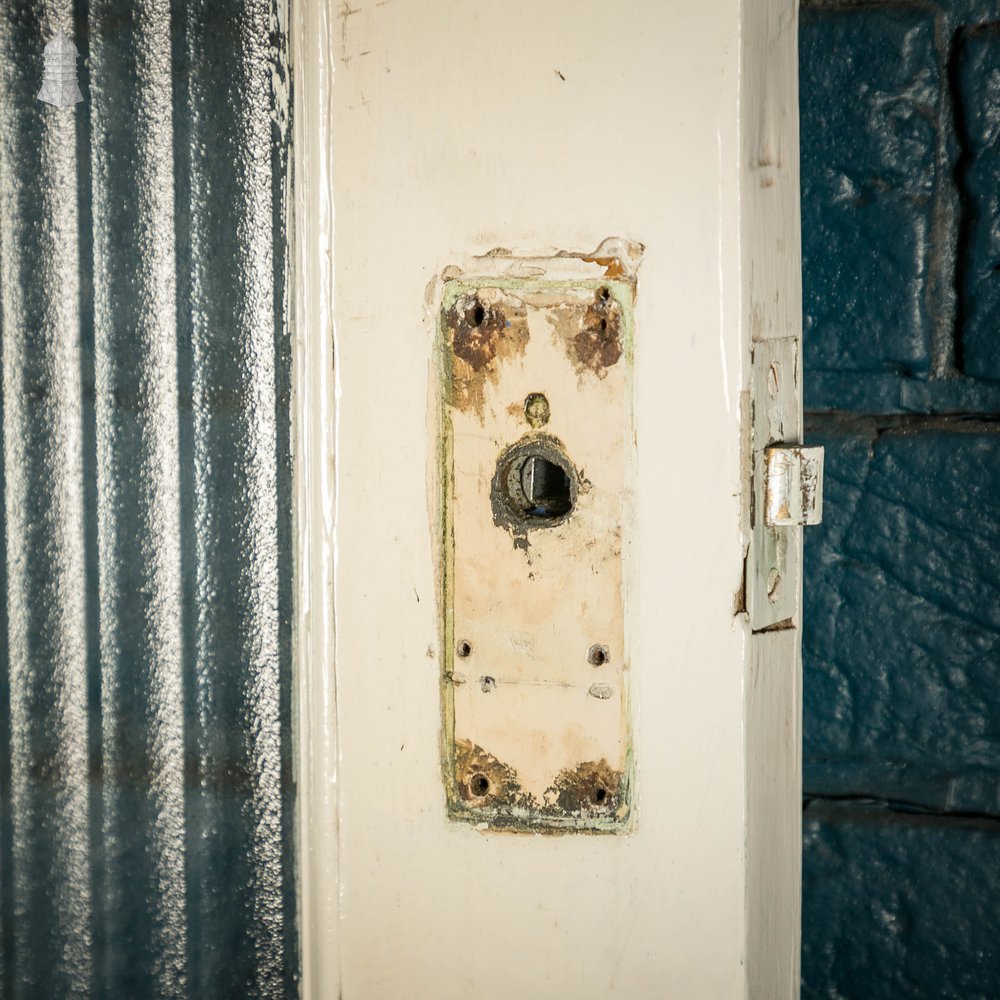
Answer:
[450,296,507,370]
[550,287,623,377]
[443,289,528,419]
[451,741,630,831]
[453,738,532,811]
[577,288,623,372]
[545,759,625,817]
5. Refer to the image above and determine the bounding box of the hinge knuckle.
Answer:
[763,446,824,527]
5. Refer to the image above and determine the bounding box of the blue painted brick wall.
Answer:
[800,7,939,379]
[801,2,1000,996]
[803,801,1000,1000]
[804,424,1000,811]
[957,25,1000,378]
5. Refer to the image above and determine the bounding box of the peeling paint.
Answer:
[450,741,632,834]
[567,236,645,280]
[453,739,533,811]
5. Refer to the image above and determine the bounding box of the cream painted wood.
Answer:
[742,5,804,997]
[293,0,803,996]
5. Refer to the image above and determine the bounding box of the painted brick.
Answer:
[801,6,1000,998]
[803,425,1000,809]
[805,370,1000,415]
[956,26,1000,380]
[802,800,1000,1000]
[800,7,938,379]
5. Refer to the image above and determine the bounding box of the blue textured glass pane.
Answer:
[0,2,296,997]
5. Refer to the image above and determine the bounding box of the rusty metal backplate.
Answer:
[436,246,639,834]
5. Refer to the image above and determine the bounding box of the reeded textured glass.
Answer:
[0,2,296,996]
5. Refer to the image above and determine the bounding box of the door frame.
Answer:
[291,2,804,996]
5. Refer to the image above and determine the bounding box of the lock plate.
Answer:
[436,245,639,834]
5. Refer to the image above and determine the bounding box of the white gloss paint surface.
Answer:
[292,1,340,996]
[295,0,802,996]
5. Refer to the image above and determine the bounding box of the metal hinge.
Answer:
[746,339,825,631]
[764,446,824,527]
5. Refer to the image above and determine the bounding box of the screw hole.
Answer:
[472,303,485,326]
[588,644,609,667]
[767,362,780,398]
[523,392,550,428]
[456,640,471,658]
[469,773,491,798]
[480,676,496,693]
[592,786,607,805]
[599,286,611,301]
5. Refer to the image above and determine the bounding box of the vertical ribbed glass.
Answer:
[0,1,296,997]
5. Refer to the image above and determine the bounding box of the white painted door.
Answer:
[292,1,804,997]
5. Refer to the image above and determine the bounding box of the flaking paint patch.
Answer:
[546,759,625,818]
[453,739,533,811]
[450,741,633,834]
[573,235,646,280]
